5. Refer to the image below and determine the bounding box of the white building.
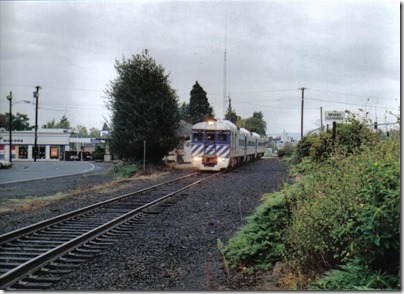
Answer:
[0,128,73,161]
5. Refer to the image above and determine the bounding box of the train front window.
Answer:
[206,132,215,141]
[218,133,227,141]
[193,132,202,142]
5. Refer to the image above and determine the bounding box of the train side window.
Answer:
[206,132,215,141]
[193,133,202,142]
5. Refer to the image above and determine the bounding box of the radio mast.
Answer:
[223,16,228,119]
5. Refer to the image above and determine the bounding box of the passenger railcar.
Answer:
[191,119,265,171]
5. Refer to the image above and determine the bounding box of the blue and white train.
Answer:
[191,119,266,171]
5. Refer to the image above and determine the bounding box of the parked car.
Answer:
[0,160,12,169]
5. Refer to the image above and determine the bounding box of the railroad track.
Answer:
[0,171,218,290]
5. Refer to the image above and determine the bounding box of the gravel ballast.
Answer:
[1,158,287,290]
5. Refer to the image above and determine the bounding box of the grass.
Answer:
[0,192,68,213]
[0,167,175,214]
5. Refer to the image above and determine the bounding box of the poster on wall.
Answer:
[50,146,59,159]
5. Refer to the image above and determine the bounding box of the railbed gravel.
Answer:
[1,158,287,290]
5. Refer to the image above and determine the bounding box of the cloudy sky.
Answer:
[0,0,400,137]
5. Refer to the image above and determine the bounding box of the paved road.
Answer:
[0,161,106,184]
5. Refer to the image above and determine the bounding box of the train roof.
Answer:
[192,119,238,132]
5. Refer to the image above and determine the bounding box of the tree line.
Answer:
[1,49,268,163]
[106,49,269,163]
[0,113,103,138]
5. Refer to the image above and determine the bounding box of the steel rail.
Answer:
[0,172,217,289]
[0,172,199,245]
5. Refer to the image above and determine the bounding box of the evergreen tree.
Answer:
[189,81,214,123]
[106,49,180,162]
[224,97,240,124]
[178,101,190,121]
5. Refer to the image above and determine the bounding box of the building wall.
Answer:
[0,129,72,161]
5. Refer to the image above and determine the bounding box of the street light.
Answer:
[6,92,12,162]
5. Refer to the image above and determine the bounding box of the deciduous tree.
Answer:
[3,112,32,130]
[238,111,267,136]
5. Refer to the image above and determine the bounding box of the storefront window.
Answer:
[39,146,46,159]
[18,145,28,159]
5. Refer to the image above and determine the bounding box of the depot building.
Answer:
[0,128,105,161]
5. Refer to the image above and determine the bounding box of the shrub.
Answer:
[309,260,400,290]
[285,133,400,289]
[222,192,289,272]
[92,145,105,160]
[277,143,296,158]
[113,161,139,178]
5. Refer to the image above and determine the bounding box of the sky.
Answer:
[0,0,400,137]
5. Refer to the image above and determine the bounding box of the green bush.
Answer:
[277,143,296,158]
[292,116,379,163]
[285,134,400,289]
[222,192,289,272]
[223,118,400,290]
[309,260,400,290]
[113,161,139,178]
[91,145,105,160]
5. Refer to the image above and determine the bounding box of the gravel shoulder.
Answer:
[0,158,288,290]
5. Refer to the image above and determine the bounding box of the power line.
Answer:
[230,98,318,110]
[0,83,103,93]
[305,97,398,110]
[310,89,397,101]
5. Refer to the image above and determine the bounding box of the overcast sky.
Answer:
[0,0,400,137]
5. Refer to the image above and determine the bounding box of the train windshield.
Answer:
[218,132,227,142]
[206,132,215,142]
[192,132,203,142]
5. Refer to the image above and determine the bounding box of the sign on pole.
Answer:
[324,111,345,122]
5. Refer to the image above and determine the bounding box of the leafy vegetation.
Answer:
[112,161,139,178]
[1,112,33,130]
[45,115,71,129]
[91,145,105,160]
[221,192,288,273]
[221,116,400,290]
[237,111,267,137]
[106,49,180,163]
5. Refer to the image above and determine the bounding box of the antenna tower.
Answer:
[223,16,228,118]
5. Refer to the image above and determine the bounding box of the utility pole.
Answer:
[33,86,41,162]
[320,106,323,132]
[300,87,306,140]
[6,92,12,162]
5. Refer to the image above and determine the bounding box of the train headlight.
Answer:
[193,156,202,161]
[218,157,225,162]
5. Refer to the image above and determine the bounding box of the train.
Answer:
[191,119,266,171]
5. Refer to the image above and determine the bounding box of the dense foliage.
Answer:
[222,118,400,290]
[46,115,71,129]
[91,145,105,160]
[189,81,214,123]
[1,112,33,130]
[221,192,288,273]
[106,50,180,163]
[237,111,267,136]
